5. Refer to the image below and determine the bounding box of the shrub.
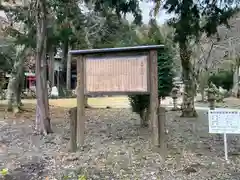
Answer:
[128,48,174,125]
[208,70,233,91]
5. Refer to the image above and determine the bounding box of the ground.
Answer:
[1,97,240,180]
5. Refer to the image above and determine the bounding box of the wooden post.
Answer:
[66,50,71,90]
[158,107,166,154]
[149,50,159,146]
[77,55,85,147]
[69,107,77,152]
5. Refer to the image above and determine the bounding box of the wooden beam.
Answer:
[77,55,85,147]
[158,107,166,154]
[149,50,159,146]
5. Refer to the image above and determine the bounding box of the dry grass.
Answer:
[0,96,130,120]
[0,96,130,109]
[21,96,130,108]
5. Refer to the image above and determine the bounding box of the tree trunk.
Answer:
[66,45,71,90]
[61,40,68,88]
[232,65,239,97]
[6,77,16,111]
[16,71,24,108]
[139,109,144,127]
[61,40,68,65]
[180,43,197,117]
[200,89,205,102]
[6,46,26,112]
[199,72,205,102]
[139,109,148,127]
[35,0,52,134]
[48,46,55,88]
[57,70,60,93]
[199,71,209,102]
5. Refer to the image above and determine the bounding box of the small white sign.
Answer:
[208,109,240,134]
[208,108,240,163]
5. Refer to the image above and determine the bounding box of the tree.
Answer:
[0,44,16,99]
[1,0,142,135]
[0,0,36,111]
[192,34,217,102]
[129,19,174,127]
[152,0,238,117]
[2,0,53,132]
[0,44,15,72]
[196,15,240,99]
[6,45,27,112]
[34,0,53,134]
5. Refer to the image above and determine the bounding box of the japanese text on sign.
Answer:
[85,55,148,93]
[208,109,240,134]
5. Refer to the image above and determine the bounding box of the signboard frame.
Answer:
[69,45,164,150]
[83,52,150,95]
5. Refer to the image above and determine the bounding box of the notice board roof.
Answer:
[69,45,164,55]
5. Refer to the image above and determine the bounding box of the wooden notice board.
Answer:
[69,45,164,149]
[85,55,149,94]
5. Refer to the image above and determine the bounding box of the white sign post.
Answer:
[208,108,240,162]
[224,133,228,161]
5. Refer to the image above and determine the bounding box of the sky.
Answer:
[133,1,173,24]
[0,1,173,25]
[0,11,6,19]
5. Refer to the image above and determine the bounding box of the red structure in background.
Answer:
[27,75,36,87]
[24,72,36,88]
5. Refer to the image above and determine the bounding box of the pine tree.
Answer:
[157,48,174,98]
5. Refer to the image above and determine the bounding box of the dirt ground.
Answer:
[1,105,240,180]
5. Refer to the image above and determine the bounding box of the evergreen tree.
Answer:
[128,19,174,126]
[152,0,239,117]
[148,19,174,98]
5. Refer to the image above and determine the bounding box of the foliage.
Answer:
[154,0,239,44]
[152,0,239,116]
[84,0,142,24]
[146,19,174,98]
[0,0,143,53]
[207,82,225,102]
[208,70,233,91]
[157,48,174,97]
[0,44,24,99]
[0,3,37,48]
[129,94,150,116]
[0,168,8,176]
[128,19,174,117]
[78,175,87,180]
[0,44,16,72]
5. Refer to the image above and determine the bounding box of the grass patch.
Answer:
[19,96,130,108]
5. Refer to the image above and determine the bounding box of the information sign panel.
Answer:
[85,55,148,93]
[208,109,240,134]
